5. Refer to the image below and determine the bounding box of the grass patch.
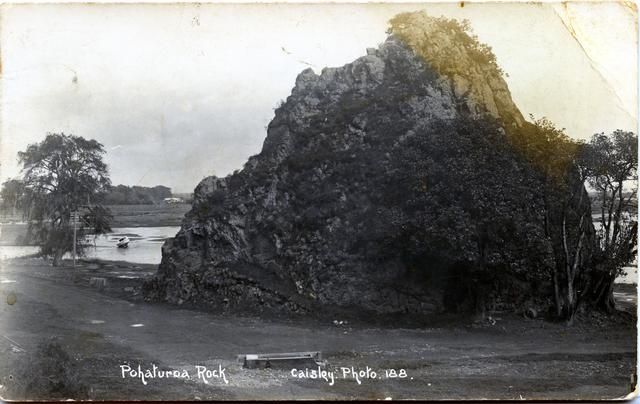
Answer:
[3,338,89,400]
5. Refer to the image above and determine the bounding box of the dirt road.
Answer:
[0,259,636,400]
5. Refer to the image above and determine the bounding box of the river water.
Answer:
[0,226,637,283]
[82,226,180,264]
[0,226,180,265]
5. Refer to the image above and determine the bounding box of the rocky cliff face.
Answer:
[387,12,525,128]
[144,13,594,317]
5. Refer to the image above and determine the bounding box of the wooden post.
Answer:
[72,211,77,267]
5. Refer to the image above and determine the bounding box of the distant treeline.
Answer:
[103,185,172,205]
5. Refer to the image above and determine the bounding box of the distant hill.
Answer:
[103,185,172,205]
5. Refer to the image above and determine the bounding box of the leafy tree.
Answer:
[517,123,637,319]
[0,179,26,216]
[579,130,638,312]
[17,133,112,266]
[519,117,590,322]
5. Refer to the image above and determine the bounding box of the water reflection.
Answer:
[0,245,40,260]
[0,226,179,265]
[83,226,179,264]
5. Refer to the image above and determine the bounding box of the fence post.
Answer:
[72,211,77,267]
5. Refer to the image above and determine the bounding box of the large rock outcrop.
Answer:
[144,13,594,317]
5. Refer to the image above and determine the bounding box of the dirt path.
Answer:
[0,259,636,400]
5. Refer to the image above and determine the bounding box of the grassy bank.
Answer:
[107,204,190,227]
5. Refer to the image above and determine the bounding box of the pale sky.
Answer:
[0,2,637,193]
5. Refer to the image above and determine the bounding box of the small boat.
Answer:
[117,236,130,248]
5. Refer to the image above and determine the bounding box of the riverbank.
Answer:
[0,257,158,302]
[0,226,179,265]
[0,256,636,400]
[0,204,190,246]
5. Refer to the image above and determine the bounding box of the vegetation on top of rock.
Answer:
[389,13,502,76]
[388,11,524,127]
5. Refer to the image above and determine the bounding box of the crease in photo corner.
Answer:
[552,1,637,122]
